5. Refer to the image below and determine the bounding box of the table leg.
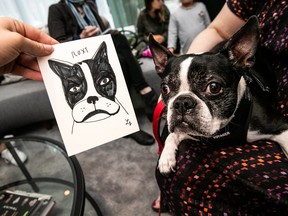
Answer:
[5,142,39,192]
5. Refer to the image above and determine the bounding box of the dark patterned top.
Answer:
[227,0,288,116]
[156,1,288,215]
[157,140,288,215]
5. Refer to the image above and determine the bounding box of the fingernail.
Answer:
[44,44,54,53]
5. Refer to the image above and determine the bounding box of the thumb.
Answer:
[21,37,54,57]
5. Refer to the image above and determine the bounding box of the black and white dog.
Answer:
[48,42,120,132]
[149,16,288,174]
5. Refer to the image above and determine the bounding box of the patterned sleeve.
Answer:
[226,0,263,21]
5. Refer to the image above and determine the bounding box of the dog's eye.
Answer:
[206,82,223,94]
[100,77,110,85]
[70,86,81,93]
[161,84,170,95]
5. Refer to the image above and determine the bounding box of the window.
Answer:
[0,0,58,28]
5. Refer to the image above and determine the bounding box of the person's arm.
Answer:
[187,3,245,53]
[136,12,147,43]
[167,14,178,53]
[161,6,170,45]
[0,17,58,80]
[136,11,146,41]
[202,4,211,27]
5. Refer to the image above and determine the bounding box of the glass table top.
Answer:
[0,136,101,216]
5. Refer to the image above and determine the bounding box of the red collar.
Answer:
[152,100,166,155]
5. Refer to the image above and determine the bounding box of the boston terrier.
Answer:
[48,42,120,132]
[149,16,288,174]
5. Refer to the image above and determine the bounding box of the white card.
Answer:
[37,35,139,156]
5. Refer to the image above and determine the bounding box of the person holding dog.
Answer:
[48,0,158,146]
[154,0,288,214]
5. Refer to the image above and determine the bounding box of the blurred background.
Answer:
[0,0,224,31]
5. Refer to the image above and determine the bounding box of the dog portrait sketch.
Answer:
[37,35,139,156]
[48,41,126,133]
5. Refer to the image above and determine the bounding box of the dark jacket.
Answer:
[48,0,107,42]
[136,5,170,46]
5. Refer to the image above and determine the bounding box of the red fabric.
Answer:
[152,100,165,155]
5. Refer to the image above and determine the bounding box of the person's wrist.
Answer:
[168,47,175,53]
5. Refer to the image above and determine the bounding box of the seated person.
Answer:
[137,0,170,47]
[48,0,158,145]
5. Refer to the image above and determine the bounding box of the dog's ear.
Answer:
[148,34,174,77]
[222,16,260,69]
[48,59,73,79]
[92,41,108,62]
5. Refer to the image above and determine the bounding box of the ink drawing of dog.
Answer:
[48,41,121,133]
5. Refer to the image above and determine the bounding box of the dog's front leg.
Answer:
[158,132,187,174]
[271,130,288,158]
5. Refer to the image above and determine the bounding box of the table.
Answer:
[0,136,103,216]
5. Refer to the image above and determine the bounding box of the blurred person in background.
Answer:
[168,0,210,54]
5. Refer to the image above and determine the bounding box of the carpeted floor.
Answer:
[9,110,170,216]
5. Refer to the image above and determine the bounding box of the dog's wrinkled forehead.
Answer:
[164,53,237,90]
[189,53,236,78]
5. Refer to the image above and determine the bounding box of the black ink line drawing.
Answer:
[48,41,128,133]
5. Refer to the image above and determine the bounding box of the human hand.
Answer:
[0,17,58,80]
[153,35,165,44]
[168,47,175,54]
[80,26,101,39]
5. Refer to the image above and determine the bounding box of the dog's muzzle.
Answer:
[173,95,196,115]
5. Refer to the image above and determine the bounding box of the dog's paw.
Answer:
[158,152,176,174]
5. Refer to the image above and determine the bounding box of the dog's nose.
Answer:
[87,96,99,104]
[173,96,196,114]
